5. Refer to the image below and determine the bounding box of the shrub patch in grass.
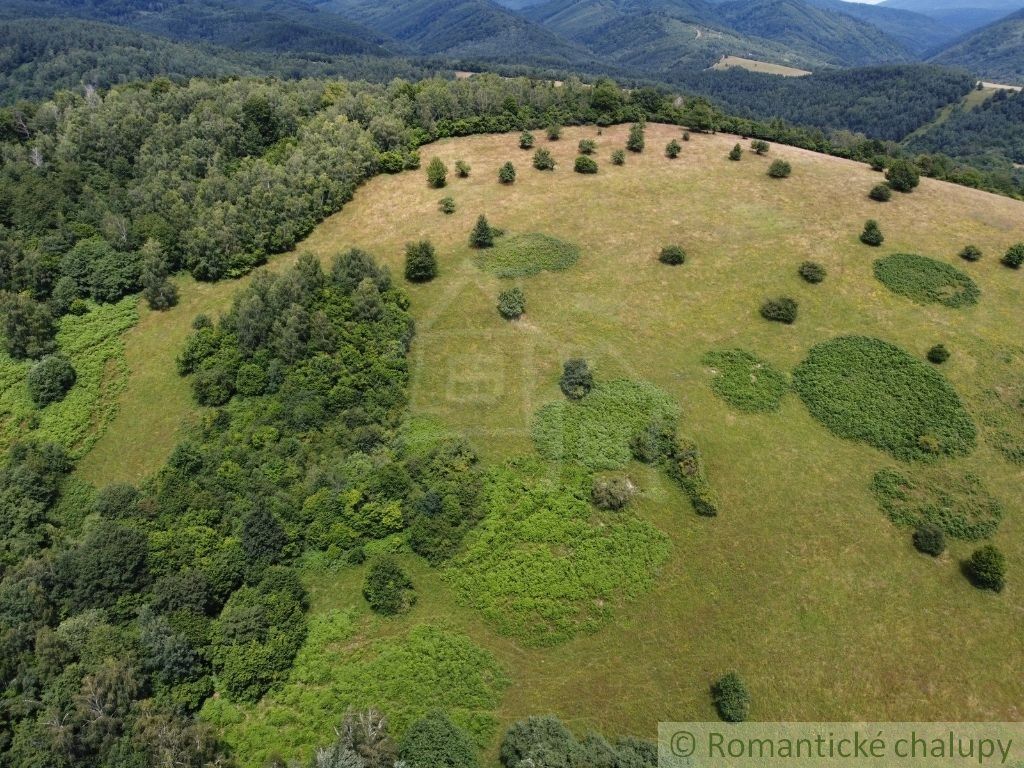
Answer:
[871,467,1003,540]
[970,344,1024,464]
[532,379,678,470]
[446,461,670,646]
[702,349,788,413]
[474,233,580,278]
[202,616,507,767]
[792,336,976,461]
[873,253,979,308]
[0,298,137,456]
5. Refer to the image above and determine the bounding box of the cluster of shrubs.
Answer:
[533,148,556,171]
[591,474,636,510]
[629,414,718,517]
[767,159,792,178]
[501,716,656,768]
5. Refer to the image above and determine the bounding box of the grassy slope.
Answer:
[83,126,1024,749]
[711,54,811,75]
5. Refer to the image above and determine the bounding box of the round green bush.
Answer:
[728,143,742,161]
[793,336,976,461]
[26,354,77,407]
[869,184,892,202]
[578,138,596,155]
[455,160,471,178]
[363,557,416,615]
[912,523,946,556]
[1003,243,1024,269]
[400,710,479,768]
[532,148,556,171]
[574,155,598,174]
[965,545,1006,592]
[860,219,883,246]
[475,233,579,277]
[611,149,625,166]
[767,159,791,178]
[751,139,769,155]
[798,261,826,283]
[759,297,797,324]
[927,344,950,364]
[591,474,636,510]
[665,139,681,158]
[439,196,456,214]
[519,131,535,150]
[712,672,751,722]
[873,253,979,308]
[659,245,685,265]
[702,349,788,413]
[959,244,982,262]
[559,358,593,400]
[497,287,525,320]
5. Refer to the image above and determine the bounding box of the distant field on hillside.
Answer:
[711,55,812,76]
[79,124,1024,764]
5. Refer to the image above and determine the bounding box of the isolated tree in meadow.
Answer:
[626,123,645,153]
[751,139,770,155]
[578,138,596,155]
[533,148,556,171]
[799,261,825,283]
[404,240,438,283]
[1002,243,1024,268]
[965,545,1006,592]
[665,139,681,159]
[439,196,456,214]
[912,523,945,556]
[767,159,791,178]
[426,156,447,188]
[927,343,950,364]
[760,297,798,324]
[560,358,593,400]
[885,159,919,192]
[498,161,517,184]
[519,131,535,150]
[611,149,625,165]
[728,143,742,161]
[546,123,562,141]
[455,160,471,178]
[860,219,884,246]
[469,215,494,248]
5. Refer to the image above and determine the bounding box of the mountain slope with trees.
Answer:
[928,7,1024,84]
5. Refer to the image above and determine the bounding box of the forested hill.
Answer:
[668,64,974,141]
[0,0,395,57]
[0,17,443,103]
[928,7,1024,84]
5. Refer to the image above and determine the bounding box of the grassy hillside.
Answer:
[929,7,1024,84]
[81,125,1024,764]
